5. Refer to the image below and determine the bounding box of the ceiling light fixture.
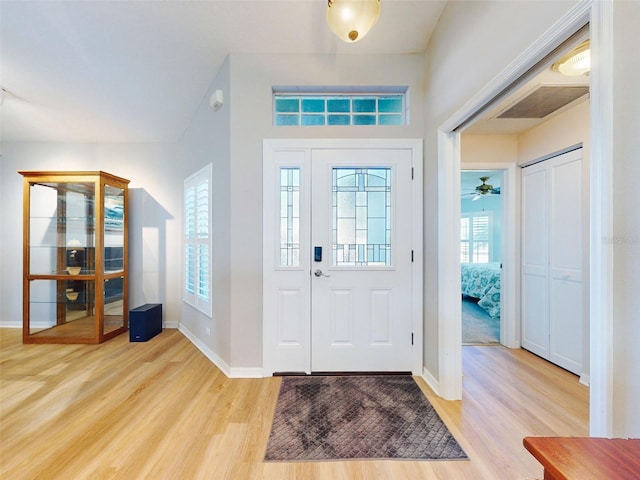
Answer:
[327,0,381,43]
[552,40,591,76]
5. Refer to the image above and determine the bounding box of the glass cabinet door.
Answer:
[103,184,126,335]
[27,180,96,338]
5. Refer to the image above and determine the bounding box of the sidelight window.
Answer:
[279,167,301,267]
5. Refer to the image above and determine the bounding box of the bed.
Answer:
[461,262,501,317]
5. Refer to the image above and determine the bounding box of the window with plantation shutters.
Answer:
[460,213,491,263]
[183,164,212,316]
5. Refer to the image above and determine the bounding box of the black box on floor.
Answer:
[129,303,162,342]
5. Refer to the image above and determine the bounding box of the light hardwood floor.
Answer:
[0,328,588,479]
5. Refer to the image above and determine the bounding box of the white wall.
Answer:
[611,0,640,437]
[177,57,232,369]
[227,53,426,370]
[462,134,519,165]
[0,142,184,328]
[422,0,580,382]
[518,99,590,164]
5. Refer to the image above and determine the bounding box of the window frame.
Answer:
[183,164,213,317]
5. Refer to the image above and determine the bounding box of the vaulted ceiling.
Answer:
[0,0,447,143]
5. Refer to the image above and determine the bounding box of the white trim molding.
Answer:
[179,323,231,377]
[422,366,440,395]
[587,0,614,438]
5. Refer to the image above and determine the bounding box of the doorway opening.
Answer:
[460,169,503,345]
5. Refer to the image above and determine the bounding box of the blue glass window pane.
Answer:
[302,98,325,113]
[327,114,350,125]
[337,192,356,217]
[368,192,386,217]
[275,97,300,113]
[336,170,357,187]
[378,96,403,113]
[274,93,405,127]
[353,115,376,125]
[366,170,388,187]
[378,114,403,125]
[353,97,376,112]
[327,98,350,112]
[301,114,325,126]
[368,218,386,245]
[275,114,300,126]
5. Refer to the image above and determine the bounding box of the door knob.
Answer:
[314,269,331,278]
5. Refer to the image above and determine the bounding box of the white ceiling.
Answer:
[0,0,446,143]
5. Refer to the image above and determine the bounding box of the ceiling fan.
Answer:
[463,176,501,201]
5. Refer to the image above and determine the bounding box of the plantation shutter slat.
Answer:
[183,165,212,317]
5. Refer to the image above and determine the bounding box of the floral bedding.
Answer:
[461,262,501,318]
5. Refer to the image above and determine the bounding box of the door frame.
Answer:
[461,163,518,349]
[262,138,423,376]
[435,0,613,436]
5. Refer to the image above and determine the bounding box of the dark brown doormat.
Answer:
[264,375,468,462]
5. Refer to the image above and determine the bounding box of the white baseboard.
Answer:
[229,367,264,378]
[178,324,264,378]
[0,323,22,329]
[164,321,179,329]
[422,366,441,396]
[579,373,590,387]
[178,323,231,377]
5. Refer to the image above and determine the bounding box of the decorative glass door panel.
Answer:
[332,168,391,266]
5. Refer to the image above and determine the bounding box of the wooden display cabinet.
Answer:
[20,171,129,344]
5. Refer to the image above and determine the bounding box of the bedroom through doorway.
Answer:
[460,170,503,345]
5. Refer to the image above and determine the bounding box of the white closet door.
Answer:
[521,148,583,376]
[521,162,550,359]
[548,153,583,374]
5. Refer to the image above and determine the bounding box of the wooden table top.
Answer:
[523,436,640,480]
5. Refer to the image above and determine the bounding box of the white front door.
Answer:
[263,139,422,375]
[310,148,413,372]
